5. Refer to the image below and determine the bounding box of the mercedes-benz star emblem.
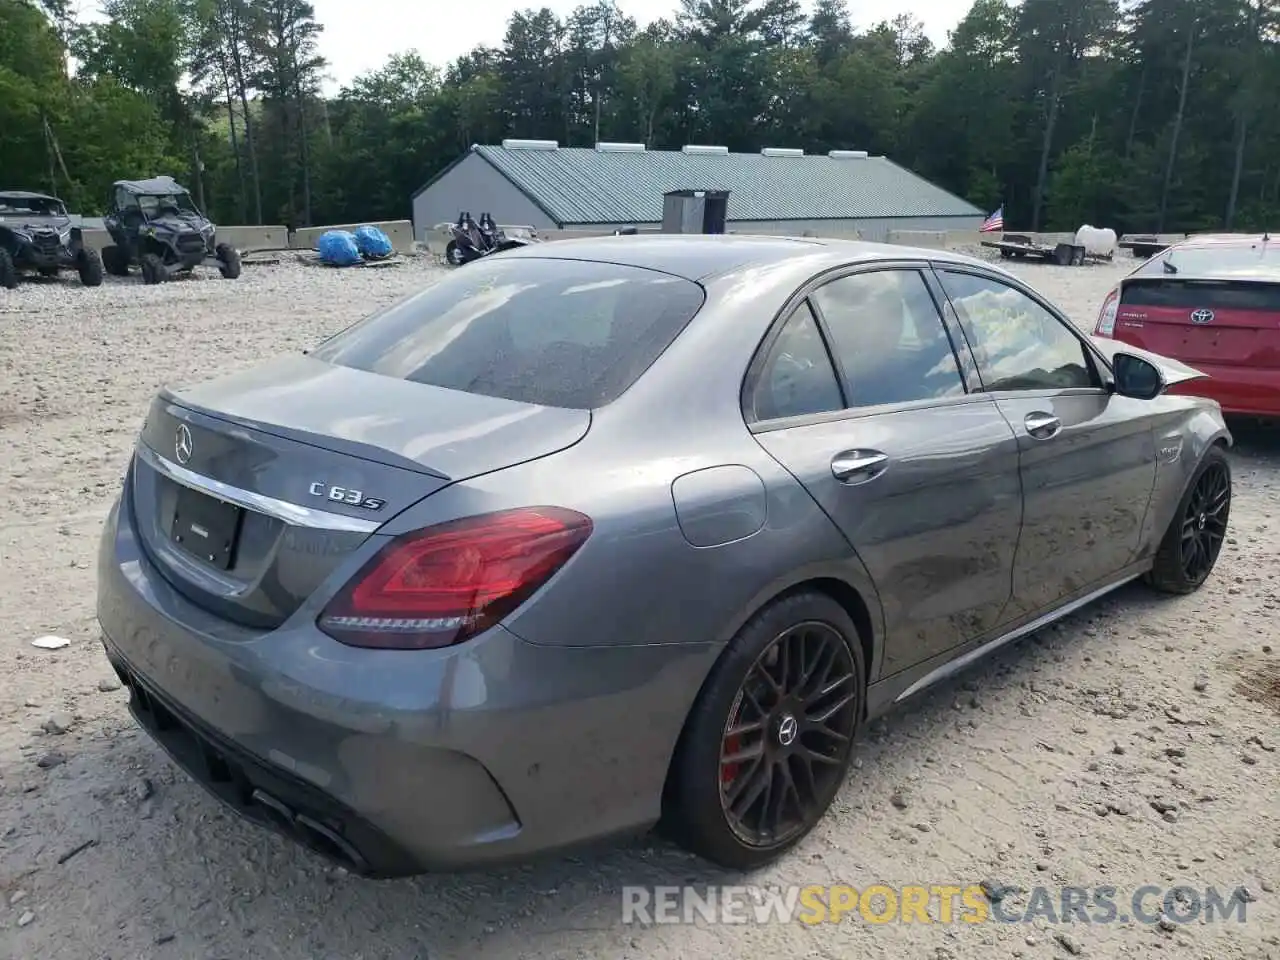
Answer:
[174,424,194,464]
[777,714,798,747]
[1190,308,1214,325]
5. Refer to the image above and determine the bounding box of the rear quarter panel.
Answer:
[380,408,883,660]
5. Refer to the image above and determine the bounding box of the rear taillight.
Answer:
[318,507,592,650]
[1095,288,1120,336]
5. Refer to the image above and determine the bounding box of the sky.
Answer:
[307,0,975,91]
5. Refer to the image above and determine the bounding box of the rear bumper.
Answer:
[1171,364,1280,418]
[96,491,718,875]
[102,644,422,875]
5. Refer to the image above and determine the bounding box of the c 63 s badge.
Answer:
[309,483,386,511]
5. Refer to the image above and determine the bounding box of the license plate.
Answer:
[170,484,243,571]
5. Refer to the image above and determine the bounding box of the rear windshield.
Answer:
[1138,243,1280,279]
[310,257,705,409]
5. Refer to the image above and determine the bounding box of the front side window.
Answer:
[751,302,844,421]
[311,257,706,409]
[939,271,1096,392]
[811,269,966,407]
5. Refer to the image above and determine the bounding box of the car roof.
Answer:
[495,233,992,282]
[114,176,190,195]
[0,190,61,202]
[1173,232,1272,250]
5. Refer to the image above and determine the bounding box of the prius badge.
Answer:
[174,423,194,464]
[1190,308,1214,325]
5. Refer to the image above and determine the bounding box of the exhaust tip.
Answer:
[250,788,296,834]
[296,814,368,873]
[249,788,367,873]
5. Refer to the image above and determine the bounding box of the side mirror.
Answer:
[1112,352,1164,400]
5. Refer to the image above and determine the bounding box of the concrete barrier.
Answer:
[416,223,1054,260]
[291,220,414,254]
[78,228,111,252]
[217,224,288,251]
[885,229,949,249]
[75,224,288,253]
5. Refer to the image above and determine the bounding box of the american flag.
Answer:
[980,206,1005,233]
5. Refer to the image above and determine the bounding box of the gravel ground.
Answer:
[1,250,1278,960]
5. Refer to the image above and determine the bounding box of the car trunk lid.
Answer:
[129,354,591,629]
[1115,275,1280,367]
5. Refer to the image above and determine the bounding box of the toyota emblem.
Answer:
[174,423,194,464]
[1190,308,1214,325]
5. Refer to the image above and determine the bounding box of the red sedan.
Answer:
[1093,233,1280,418]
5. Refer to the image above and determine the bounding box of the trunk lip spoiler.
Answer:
[136,442,381,534]
[157,388,453,480]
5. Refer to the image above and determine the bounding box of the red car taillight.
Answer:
[318,506,593,650]
[1095,288,1120,336]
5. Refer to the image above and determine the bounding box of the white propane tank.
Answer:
[1074,225,1117,258]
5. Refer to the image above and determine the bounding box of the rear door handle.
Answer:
[1024,412,1062,440]
[831,451,889,484]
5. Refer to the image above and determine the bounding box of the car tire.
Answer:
[140,253,166,285]
[0,248,16,289]
[216,242,242,279]
[77,247,104,287]
[1146,444,1231,595]
[662,590,865,869]
[101,244,130,277]
[445,240,466,266]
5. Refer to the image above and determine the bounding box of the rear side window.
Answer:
[311,258,706,409]
[812,269,966,406]
[751,303,844,421]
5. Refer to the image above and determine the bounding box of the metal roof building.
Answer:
[411,140,984,242]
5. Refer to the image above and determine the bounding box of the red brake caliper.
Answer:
[722,732,741,786]
[722,699,743,786]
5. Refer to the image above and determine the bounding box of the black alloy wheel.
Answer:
[719,621,859,847]
[1179,458,1230,584]
[1147,444,1232,595]
[663,590,865,869]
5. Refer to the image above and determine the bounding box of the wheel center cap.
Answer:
[776,714,798,747]
[1198,513,1207,530]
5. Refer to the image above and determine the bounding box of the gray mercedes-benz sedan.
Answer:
[97,235,1233,876]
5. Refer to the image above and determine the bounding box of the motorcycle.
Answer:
[445,211,539,265]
